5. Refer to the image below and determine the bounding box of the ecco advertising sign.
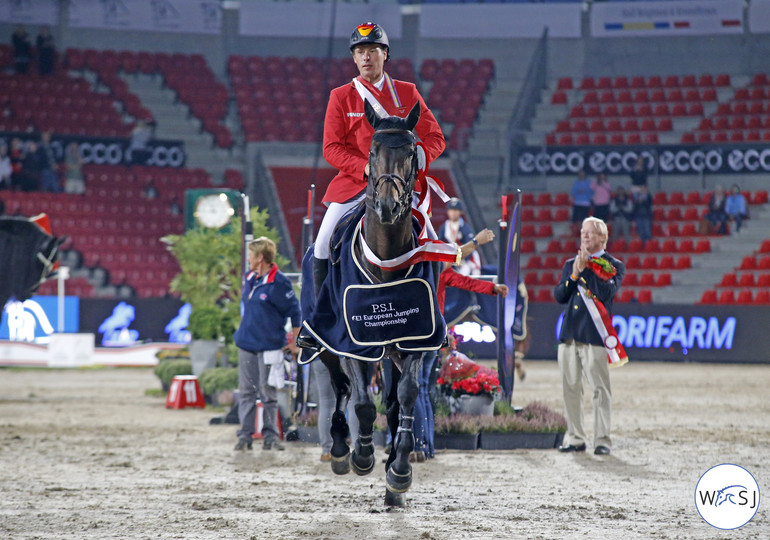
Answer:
[3,132,186,168]
[516,144,770,176]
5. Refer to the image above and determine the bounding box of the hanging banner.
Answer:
[239,3,401,38]
[68,0,222,34]
[420,4,581,39]
[0,0,58,25]
[749,0,770,33]
[516,144,770,176]
[497,191,522,400]
[591,0,743,37]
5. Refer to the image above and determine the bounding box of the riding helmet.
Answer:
[447,198,464,212]
[349,22,390,58]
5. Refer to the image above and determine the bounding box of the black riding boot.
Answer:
[296,257,329,351]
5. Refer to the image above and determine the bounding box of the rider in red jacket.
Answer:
[312,21,446,293]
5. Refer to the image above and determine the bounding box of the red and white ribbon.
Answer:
[577,283,629,367]
[360,169,460,272]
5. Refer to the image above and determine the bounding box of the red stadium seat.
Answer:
[637,289,652,303]
[699,290,717,304]
[736,291,753,304]
[717,290,735,304]
[755,290,770,304]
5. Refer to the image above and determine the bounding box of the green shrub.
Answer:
[198,367,239,395]
[154,359,193,387]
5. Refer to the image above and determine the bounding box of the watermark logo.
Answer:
[695,464,760,530]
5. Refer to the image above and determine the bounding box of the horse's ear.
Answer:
[405,102,421,131]
[364,100,379,129]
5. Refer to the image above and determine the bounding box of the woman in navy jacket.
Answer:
[234,237,300,451]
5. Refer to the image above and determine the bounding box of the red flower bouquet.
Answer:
[438,365,501,398]
[587,257,617,281]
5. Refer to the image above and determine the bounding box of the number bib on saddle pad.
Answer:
[344,278,437,346]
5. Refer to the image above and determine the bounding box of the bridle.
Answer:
[367,128,417,219]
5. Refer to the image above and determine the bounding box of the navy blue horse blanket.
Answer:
[298,205,446,364]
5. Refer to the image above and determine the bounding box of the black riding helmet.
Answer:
[349,22,390,61]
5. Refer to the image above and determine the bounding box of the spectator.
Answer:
[144,181,158,200]
[414,228,507,462]
[703,185,728,235]
[554,217,625,456]
[39,131,61,193]
[609,186,634,246]
[725,184,748,234]
[128,120,153,166]
[629,155,648,194]
[36,26,56,75]
[63,142,85,195]
[632,184,653,248]
[21,140,46,192]
[0,145,12,190]
[570,169,593,236]
[591,172,612,222]
[9,138,25,191]
[437,197,481,276]
[233,237,301,452]
[11,25,31,74]
[169,196,182,215]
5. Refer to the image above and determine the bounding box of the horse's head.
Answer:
[365,100,420,225]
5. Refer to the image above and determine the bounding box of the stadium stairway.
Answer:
[656,202,770,304]
[120,72,243,184]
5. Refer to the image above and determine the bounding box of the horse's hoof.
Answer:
[351,452,375,476]
[330,451,350,475]
[384,487,406,507]
[385,464,412,493]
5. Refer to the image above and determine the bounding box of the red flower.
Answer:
[440,369,501,397]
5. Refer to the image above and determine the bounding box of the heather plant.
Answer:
[434,414,483,435]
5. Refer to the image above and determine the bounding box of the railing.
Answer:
[502,27,550,192]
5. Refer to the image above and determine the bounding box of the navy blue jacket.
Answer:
[234,264,301,352]
[553,252,624,346]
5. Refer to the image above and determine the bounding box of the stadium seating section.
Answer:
[519,190,770,305]
[227,55,493,151]
[546,73,770,146]
[4,164,243,298]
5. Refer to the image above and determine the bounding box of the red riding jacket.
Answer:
[321,75,446,205]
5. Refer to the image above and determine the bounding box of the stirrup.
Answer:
[296,333,321,351]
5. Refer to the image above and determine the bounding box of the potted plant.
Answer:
[437,368,501,416]
[434,414,481,450]
[162,207,284,375]
[477,402,567,450]
[154,358,193,392]
[198,366,239,407]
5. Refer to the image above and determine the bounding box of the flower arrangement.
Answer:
[438,368,501,398]
[588,257,617,281]
[437,349,501,398]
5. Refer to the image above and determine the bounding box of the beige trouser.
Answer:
[557,341,612,449]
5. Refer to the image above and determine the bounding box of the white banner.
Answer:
[591,0,743,37]
[420,5,581,39]
[68,0,221,34]
[0,0,59,25]
[749,0,770,33]
[238,3,402,38]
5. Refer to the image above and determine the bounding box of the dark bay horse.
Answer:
[298,101,446,506]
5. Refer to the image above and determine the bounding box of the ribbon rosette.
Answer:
[588,257,617,281]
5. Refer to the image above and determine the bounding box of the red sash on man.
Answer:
[578,257,628,366]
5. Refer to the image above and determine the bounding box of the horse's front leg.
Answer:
[386,353,422,496]
[345,358,377,476]
[320,350,352,475]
